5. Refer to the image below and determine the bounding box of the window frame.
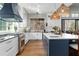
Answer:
[61,19,79,34]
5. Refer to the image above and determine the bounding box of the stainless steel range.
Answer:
[18,33,25,53]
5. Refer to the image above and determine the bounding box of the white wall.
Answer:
[45,14,61,32]
[17,5,29,32]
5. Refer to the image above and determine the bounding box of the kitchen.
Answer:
[0,3,79,56]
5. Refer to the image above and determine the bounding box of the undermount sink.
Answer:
[4,36,14,39]
[50,35,61,37]
[0,35,15,41]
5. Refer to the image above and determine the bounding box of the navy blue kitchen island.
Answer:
[49,39,69,56]
[42,33,78,56]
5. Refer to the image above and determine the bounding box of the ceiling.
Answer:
[18,3,72,14]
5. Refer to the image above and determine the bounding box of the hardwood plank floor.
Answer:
[18,40,47,56]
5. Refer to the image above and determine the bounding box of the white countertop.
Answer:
[3,36,15,40]
[43,33,79,39]
[70,44,78,50]
[0,35,15,42]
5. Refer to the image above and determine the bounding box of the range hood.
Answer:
[0,3,22,22]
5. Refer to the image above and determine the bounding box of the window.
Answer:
[62,19,79,34]
[76,20,79,32]
[64,20,75,33]
[0,20,6,31]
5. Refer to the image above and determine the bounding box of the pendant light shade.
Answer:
[57,4,70,17]
[50,11,60,20]
[50,3,70,20]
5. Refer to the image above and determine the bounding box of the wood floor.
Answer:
[19,40,47,56]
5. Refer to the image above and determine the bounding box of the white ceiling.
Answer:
[18,3,72,14]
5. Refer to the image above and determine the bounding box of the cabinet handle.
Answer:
[6,47,13,52]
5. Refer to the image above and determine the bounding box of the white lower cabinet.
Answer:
[36,33,42,39]
[7,44,18,56]
[0,37,18,56]
[25,33,42,40]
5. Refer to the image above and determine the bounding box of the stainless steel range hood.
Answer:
[0,3,22,22]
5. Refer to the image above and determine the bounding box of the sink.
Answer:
[4,36,14,39]
[50,36,59,37]
[50,35,61,37]
[0,36,15,42]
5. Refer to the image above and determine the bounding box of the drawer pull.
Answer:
[6,47,13,52]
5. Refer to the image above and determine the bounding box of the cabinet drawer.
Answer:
[0,37,18,47]
[7,44,18,56]
[0,37,18,56]
[0,40,14,53]
[0,51,7,56]
[6,38,18,56]
[0,39,13,47]
[0,44,15,56]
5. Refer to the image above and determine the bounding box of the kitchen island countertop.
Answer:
[43,33,78,39]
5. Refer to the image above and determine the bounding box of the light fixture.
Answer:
[50,4,60,20]
[50,11,60,20]
[57,3,70,17]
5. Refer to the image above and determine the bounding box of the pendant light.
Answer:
[51,4,60,20]
[50,11,60,20]
[57,3,70,17]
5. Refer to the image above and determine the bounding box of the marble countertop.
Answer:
[0,35,17,43]
[70,44,78,50]
[43,33,79,39]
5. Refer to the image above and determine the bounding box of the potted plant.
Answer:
[52,26,60,34]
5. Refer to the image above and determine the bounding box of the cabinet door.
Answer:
[31,33,42,40]
[37,33,42,39]
[49,40,69,56]
[0,39,15,56]
[28,33,38,40]
[7,37,18,56]
[25,33,34,40]
[7,40,18,56]
[0,45,7,56]
[0,37,18,56]
[25,33,42,40]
